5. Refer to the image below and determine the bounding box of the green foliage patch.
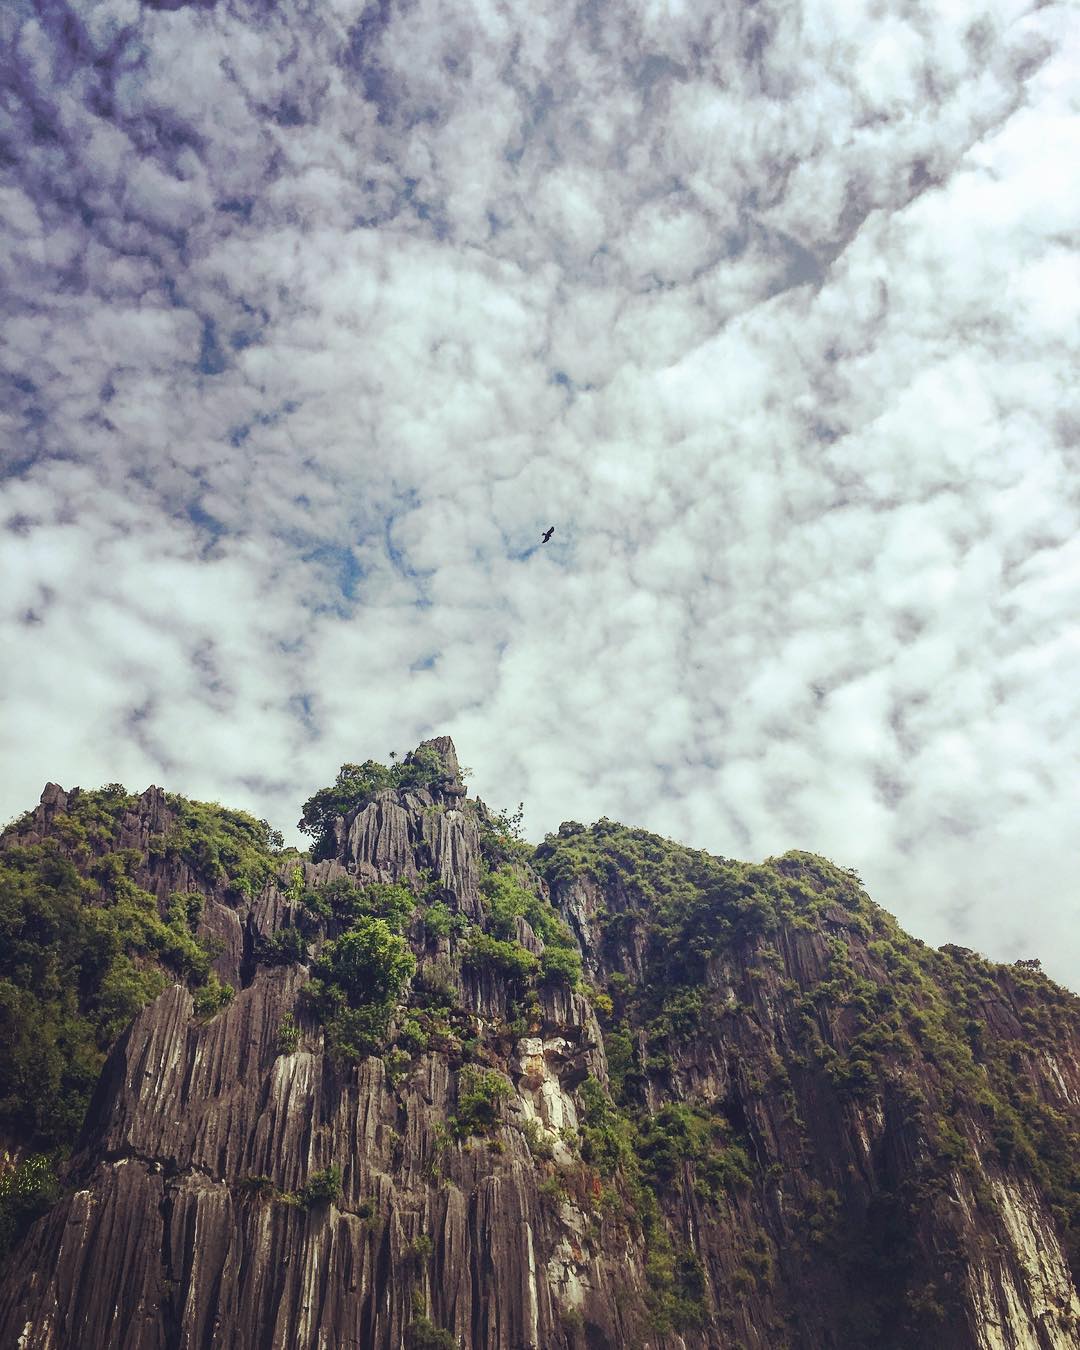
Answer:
[460,930,538,981]
[451,1066,512,1139]
[298,748,447,859]
[192,973,234,1018]
[276,1012,301,1054]
[408,1314,457,1349]
[477,801,533,869]
[0,834,220,1149]
[302,914,417,1060]
[300,1165,342,1208]
[300,878,419,934]
[0,1154,60,1265]
[153,797,279,898]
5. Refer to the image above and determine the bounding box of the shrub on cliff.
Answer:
[320,919,416,1004]
[300,1165,342,1208]
[408,1313,456,1349]
[480,864,574,950]
[192,973,234,1018]
[460,930,538,981]
[452,1066,512,1138]
[299,878,417,934]
[302,916,416,1059]
[539,944,582,987]
[0,1154,59,1264]
[477,801,532,868]
[153,797,277,897]
[0,839,216,1149]
[255,923,308,965]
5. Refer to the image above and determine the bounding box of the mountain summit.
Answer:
[0,744,1077,1348]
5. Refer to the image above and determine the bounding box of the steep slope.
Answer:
[0,738,1077,1349]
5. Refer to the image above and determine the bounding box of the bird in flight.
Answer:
[541,526,555,543]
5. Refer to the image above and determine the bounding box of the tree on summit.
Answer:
[297,747,447,859]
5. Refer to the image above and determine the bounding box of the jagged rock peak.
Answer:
[408,734,462,786]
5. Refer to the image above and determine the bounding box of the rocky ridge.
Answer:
[0,736,1077,1349]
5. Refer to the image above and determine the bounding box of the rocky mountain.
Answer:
[0,737,1077,1349]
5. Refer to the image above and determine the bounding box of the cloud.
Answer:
[1,0,1078,987]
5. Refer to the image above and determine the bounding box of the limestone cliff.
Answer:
[0,738,1077,1349]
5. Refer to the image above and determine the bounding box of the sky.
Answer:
[1,0,1078,988]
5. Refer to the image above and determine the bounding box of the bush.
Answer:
[602,1025,635,1101]
[480,865,575,949]
[460,931,538,981]
[322,1002,395,1060]
[409,1315,457,1349]
[192,973,234,1018]
[277,1012,301,1054]
[453,1066,513,1138]
[301,879,417,934]
[0,1154,59,1261]
[478,802,533,868]
[384,1046,411,1085]
[256,925,307,966]
[576,1076,633,1176]
[317,918,416,1006]
[423,902,459,941]
[538,1175,568,1207]
[235,1174,277,1201]
[540,945,582,988]
[398,1017,430,1054]
[405,1232,434,1262]
[300,1165,342,1208]
[0,822,245,1151]
[523,1117,555,1160]
[157,797,276,896]
[416,955,457,1006]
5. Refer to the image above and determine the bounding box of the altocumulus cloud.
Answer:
[1,0,1078,985]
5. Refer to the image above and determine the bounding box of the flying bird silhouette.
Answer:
[541,526,555,543]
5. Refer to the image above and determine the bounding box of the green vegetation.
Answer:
[645,1242,708,1333]
[522,1117,556,1161]
[0,785,289,1263]
[408,1314,456,1349]
[235,1174,277,1201]
[539,944,582,987]
[3,757,1079,1341]
[295,874,434,1059]
[152,796,280,898]
[299,877,419,931]
[477,801,533,868]
[300,1165,342,1208]
[0,828,226,1147]
[396,1016,429,1055]
[481,864,577,955]
[276,1012,301,1054]
[302,915,416,1059]
[234,1166,345,1212]
[405,1232,434,1262]
[298,748,447,859]
[422,901,456,940]
[317,919,416,1004]
[0,1154,59,1264]
[254,924,307,966]
[192,973,234,1018]
[460,930,538,980]
[458,859,582,1003]
[536,820,780,978]
[451,1066,512,1139]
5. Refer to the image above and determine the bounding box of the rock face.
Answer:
[1,739,1079,1349]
